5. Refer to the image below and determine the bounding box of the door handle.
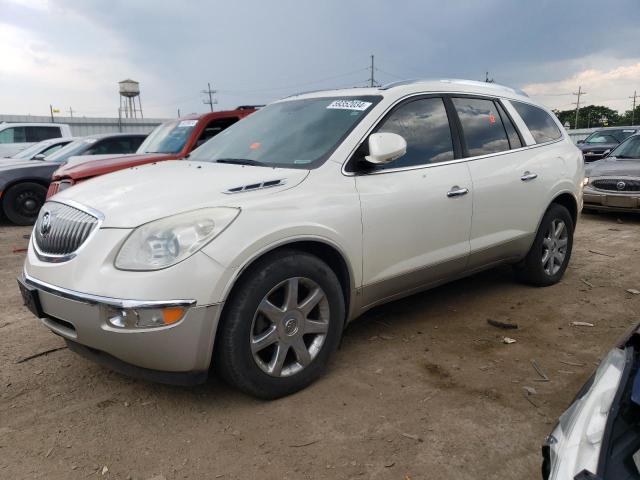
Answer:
[447,186,469,198]
[521,171,538,181]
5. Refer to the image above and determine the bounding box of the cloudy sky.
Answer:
[1,0,639,119]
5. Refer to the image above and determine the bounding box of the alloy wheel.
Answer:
[250,277,330,377]
[541,219,568,276]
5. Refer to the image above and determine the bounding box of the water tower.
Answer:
[119,79,143,119]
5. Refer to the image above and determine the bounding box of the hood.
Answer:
[51,160,309,228]
[585,157,640,177]
[53,153,175,181]
[579,143,618,152]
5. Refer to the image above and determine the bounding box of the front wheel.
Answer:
[215,249,345,399]
[2,182,47,225]
[515,203,574,287]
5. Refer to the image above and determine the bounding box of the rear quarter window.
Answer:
[511,101,562,144]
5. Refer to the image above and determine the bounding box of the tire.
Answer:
[2,182,47,226]
[215,249,345,399]
[515,203,574,287]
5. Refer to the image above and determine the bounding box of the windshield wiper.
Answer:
[215,158,266,167]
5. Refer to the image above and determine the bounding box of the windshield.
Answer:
[45,138,92,163]
[609,135,640,159]
[585,129,636,144]
[11,141,51,159]
[136,120,197,154]
[189,96,382,168]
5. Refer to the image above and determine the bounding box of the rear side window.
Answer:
[373,97,454,170]
[452,97,510,157]
[25,126,62,142]
[0,127,26,143]
[511,101,562,144]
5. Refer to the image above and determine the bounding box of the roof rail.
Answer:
[235,105,265,110]
[380,78,529,97]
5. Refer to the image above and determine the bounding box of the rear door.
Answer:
[453,96,561,268]
[353,96,473,308]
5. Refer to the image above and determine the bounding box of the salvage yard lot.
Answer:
[1,213,639,480]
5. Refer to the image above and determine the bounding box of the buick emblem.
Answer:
[617,181,626,191]
[40,211,52,237]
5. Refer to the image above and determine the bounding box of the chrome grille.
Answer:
[34,202,100,259]
[592,179,640,192]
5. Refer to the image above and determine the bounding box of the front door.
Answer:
[353,96,473,309]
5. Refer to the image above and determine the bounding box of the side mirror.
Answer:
[365,132,407,165]
[33,153,46,160]
[577,139,584,144]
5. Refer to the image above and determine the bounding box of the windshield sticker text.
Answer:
[326,100,372,111]
[178,120,198,128]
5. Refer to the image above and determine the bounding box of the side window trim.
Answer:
[501,99,536,146]
[347,94,460,174]
[494,100,524,149]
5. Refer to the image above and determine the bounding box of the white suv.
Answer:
[19,79,583,398]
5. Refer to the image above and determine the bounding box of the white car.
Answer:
[19,79,583,398]
[0,122,72,157]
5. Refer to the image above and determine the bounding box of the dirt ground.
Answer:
[1,213,639,480]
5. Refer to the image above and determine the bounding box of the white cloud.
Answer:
[523,61,640,113]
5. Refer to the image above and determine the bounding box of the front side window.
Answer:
[194,117,239,148]
[87,137,142,155]
[189,96,382,169]
[511,101,562,144]
[371,97,454,170]
[0,127,26,143]
[453,97,510,157]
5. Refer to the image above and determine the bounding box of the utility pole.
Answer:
[202,82,217,112]
[177,108,181,118]
[368,55,377,87]
[485,71,494,83]
[630,90,637,125]
[68,107,74,118]
[573,86,586,129]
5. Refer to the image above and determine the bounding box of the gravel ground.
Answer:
[1,212,639,480]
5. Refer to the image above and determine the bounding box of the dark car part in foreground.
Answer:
[543,323,640,479]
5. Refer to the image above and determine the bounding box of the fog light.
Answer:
[105,306,186,329]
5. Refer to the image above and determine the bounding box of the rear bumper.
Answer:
[583,190,640,212]
[19,273,222,381]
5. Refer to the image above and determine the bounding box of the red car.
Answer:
[47,107,258,197]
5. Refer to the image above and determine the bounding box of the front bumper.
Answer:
[19,273,222,383]
[583,189,640,212]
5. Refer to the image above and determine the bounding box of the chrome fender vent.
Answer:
[224,179,286,194]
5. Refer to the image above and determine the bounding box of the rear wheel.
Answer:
[2,182,47,225]
[516,203,574,286]
[215,249,345,399]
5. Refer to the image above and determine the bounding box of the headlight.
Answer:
[115,207,240,271]
[582,177,589,187]
[546,348,628,479]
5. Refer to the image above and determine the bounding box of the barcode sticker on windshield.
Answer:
[178,120,198,128]
[327,100,372,111]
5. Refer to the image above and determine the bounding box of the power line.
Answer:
[573,86,586,129]
[202,82,217,112]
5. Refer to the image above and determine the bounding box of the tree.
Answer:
[619,105,640,126]
[553,105,621,129]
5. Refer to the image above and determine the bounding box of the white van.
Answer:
[0,122,72,157]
